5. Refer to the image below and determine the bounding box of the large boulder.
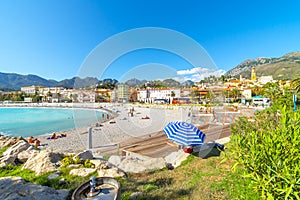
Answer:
[108,155,123,166]
[0,155,16,168]
[17,147,39,163]
[142,157,166,170]
[69,168,97,177]
[164,150,190,168]
[97,167,126,178]
[90,159,110,169]
[118,157,146,173]
[117,157,166,173]
[91,159,126,178]
[22,151,64,175]
[2,140,31,157]
[73,150,93,161]
[0,136,17,149]
[0,176,68,200]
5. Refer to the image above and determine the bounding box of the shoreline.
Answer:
[0,102,251,154]
[0,103,117,138]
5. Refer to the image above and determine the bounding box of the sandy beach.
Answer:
[32,103,250,154]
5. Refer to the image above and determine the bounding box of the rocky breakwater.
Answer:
[0,134,191,199]
[0,135,68,199]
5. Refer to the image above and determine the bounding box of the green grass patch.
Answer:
[0,146,10,157]
[118,149,260,200]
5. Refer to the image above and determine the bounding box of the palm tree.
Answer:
[263,82,281,100]
[291,78,300,93]
[251,85,263,97]
[229,88,241,102]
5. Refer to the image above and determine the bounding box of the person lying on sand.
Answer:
[95,122,103,127]
[46,132,67,140]
[33,138,40,147]
[141,115,150,119]
[50,133,57,139]
[27,136,34,144]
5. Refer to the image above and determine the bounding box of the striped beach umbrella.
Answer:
[163,121,206,146]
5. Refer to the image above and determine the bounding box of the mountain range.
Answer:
[1,52,299,90]
[0,73,99,90]
[225,52,300,80]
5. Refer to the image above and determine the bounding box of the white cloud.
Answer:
[175,67,226,82]
[177,67,210,75]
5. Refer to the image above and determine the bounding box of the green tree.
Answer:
[230,105,300,199]
[206,90,216,104]
[251,85,263,97]
[229,88,241,102]
[171,91,175,97]
[291,77,300,93]
[262,82,281,100]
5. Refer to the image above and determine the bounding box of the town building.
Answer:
[21,86,44,95]
[117,84,129,102]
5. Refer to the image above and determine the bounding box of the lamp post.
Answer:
[293,94,297,112]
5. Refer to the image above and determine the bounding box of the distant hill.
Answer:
[225,52,300,80]
[182,80,194,87]
[57,77,98,88]
[0,72,98,90]
[125,78,189,88]
[0,73,57,90]
[125,78,147,86]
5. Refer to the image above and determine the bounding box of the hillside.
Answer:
[0,72,98,90]
[225,52,300,80]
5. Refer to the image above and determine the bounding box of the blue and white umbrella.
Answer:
[163,121,206,146]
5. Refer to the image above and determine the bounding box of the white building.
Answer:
[240,88,252,99]
[21,86,44,95]
[117,84,129,102]
[258,76,273,85]
[76,90,96,103]
[138,88,181,103]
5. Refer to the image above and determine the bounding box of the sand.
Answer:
[34,103,252,154]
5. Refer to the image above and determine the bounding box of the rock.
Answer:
[118,157,146,173]
[48,171,62,180]
[69,168,97,177]
[17,149,39,163]
[0,176,68,200]
[142,157,166,170]
[2,140,31,157]
[108,155,123,166]
[164,150,190,168]
[90,159,110,169]
[22,151,64,175]
[130,192,143,200]
[67,164,83,168]
[59,178,66,184]
[0,137,16,149]
[97,167,126,178]
[73,150,93,161]
[117,157,166,173]
[0,155,16,167]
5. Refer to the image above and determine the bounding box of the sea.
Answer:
[0,107,106,137]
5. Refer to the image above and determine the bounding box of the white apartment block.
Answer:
[76,90,96,103]
[21,86,44,95]
[138,88,181,103]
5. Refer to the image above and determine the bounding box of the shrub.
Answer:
[231,106,300,199]
[61,156,75,166]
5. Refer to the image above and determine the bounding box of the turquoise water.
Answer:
[0,108,106,137]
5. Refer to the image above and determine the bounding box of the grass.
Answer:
[117,145,260,200]
[0,145,10,157]
[0,143,260,200]
[0,164,98,199]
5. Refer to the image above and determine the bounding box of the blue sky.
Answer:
[0,0,299,82]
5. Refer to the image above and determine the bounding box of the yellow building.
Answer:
[251,66,257,82]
